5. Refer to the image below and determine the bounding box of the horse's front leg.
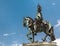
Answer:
[26,29,33,42]
[27,31,32,39]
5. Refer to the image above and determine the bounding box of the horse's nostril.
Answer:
[23,23,26,26]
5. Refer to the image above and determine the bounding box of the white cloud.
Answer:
[52,2,56,6]
[3,33,16,37]
[54,20,60,28]
[11,43,18,46]
[11,43,22,46]
[19,44,22,46]
[11,41,22,46]
[53,38,60,46]
[3,33,9,37]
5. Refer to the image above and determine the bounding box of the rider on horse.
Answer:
[23,4,55,42]
[35,4,43,22]
[34,4,43,32]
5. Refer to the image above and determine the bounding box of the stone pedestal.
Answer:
[23,42,57,46]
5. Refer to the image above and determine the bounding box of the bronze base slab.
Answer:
[23,42,57,46]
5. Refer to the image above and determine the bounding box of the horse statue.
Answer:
[23,4,55,43]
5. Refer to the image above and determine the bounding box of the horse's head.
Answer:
[23,17,33,27]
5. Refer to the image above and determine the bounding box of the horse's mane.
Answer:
[26,16,34,21]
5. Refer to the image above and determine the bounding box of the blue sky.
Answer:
[0,0,60,46]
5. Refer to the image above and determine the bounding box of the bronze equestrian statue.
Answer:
[23,4,55,43]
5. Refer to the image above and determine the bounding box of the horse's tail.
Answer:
[50,26,56,41]
[50,34,56,41]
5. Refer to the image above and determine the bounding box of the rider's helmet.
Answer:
[35,4,43,21]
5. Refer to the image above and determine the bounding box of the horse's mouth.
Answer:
[23,23,26,27]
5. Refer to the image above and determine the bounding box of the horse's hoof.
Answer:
[28,37,32,40]
[30,38,32,39]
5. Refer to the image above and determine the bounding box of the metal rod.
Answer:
[32,31,34,43]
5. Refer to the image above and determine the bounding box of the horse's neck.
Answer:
[28,18,34,27]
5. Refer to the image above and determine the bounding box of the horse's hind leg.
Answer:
[42,35,47,42]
